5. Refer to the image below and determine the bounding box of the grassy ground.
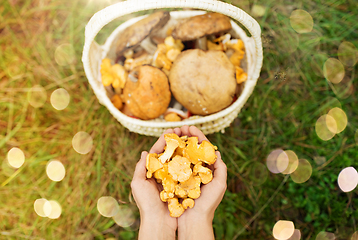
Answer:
[0,0,357,239]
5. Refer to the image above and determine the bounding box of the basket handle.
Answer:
[82,0,263,81]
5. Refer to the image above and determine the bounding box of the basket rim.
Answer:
[96,10,259,128]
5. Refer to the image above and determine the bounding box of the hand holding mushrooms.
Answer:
[100,11,248,121]
[131,126,227,240]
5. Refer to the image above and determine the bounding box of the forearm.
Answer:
[138,216,176,240]
[178,215,215,240]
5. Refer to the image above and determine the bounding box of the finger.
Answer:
[132,151,148,181]
[174,127,181,136]
[150,129,174,153]
[180,125,190,137]
[212,151,227,184]
[189,125,209,143]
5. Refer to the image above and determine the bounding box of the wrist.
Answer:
[178,213,214,240]
[139,214,176,240]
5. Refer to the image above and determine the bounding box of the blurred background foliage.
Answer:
[0,0,357,239]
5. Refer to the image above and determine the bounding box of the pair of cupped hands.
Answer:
[131,126,227,240]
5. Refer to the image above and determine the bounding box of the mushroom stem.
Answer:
[140,37,157,55]
[128,71,139,83]
[195,36,207,50]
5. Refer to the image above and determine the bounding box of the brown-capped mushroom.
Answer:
[172,12,232,41]
[115,11,170,56]
[169,49,237,115]
[122,65,171,120]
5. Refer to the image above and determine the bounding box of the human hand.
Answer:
[174,126,227,240]
[131,129,181,240]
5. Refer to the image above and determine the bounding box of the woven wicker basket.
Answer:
[82,0,263,137]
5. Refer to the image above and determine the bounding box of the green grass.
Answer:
[0,0,357,239]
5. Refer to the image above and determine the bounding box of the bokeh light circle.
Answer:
[72,131,93,154]
[323,58,345,84]
[327,107,347,134]
[338,167,358,192]
[46,160,66,182]
[290,9,314,33]
[43,200,62,219]
[97,196,120,217]
[338,41,358,66]
[2,159,15,177]
[355,130,358,145]
[316,231,335,240]
[34,198,49,217]
[251,5,266,17]
[281,150,299,175]
[314,156,326,166]
[50,88,70,110]
[315,114,337,141]
[27,85,47,108]
[249,162,268,185]
[287,229,301,240]
[290,159,312,184]
[272,220,295,240]
[112,205,136,227]
[7,147,25,168]
[55,43,76,66]
[266,149,289,174]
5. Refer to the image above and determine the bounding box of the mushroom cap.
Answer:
[123,65,171,120]
[115,11,170,56]
[169,49,237,115]
[172,12,232,41]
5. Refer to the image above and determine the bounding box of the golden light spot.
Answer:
[7,147,25,168]
[316,231,335,240]
[112,205,136,228]
[43,200,62,219]
[314,156,326,166]
[315,115,337,141]
[272,220,295,240]
[338,41,358,67]
[290,159,312,184]
[323,58,345,84]
[34,198,49,217]
[55,43,76,66]
[355,130,358,145]
[46,160,66,182]
[290,9,314,33]
[72,131,93,155]
[27,85,47,108]
[97,196,120,217]
[50,88,70,110]
[351,231,358,240]
[266,149,289,174]
[1,159,15,177]
[287,229,301,240]
[327,107,347,134]
[251,5,266,17]
[338,167,358,192]
[330,75,354,99]
[280,150,299,175]
[249,162,268,186]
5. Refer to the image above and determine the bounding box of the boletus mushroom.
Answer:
[171,12,232,41]
[115,11,170,56]
[169,49,237,115]
[123,65,171,120]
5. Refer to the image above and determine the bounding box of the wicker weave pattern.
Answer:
[82,0,263,137]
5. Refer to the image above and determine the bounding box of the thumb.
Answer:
[132,151,148,181]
